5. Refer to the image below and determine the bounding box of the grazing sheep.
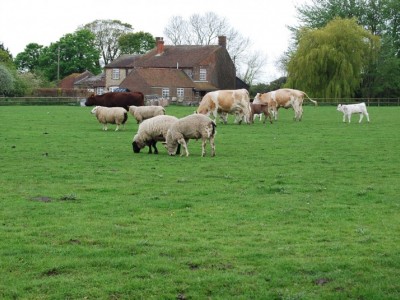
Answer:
[164,114,216,157]
[132,115,180,154]
[91,106,128,131]
[128,105,165,124]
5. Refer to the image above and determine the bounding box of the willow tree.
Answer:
[286,18,379,98]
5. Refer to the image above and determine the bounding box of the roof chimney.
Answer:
[156,37,164,55]
[218,36,226,48]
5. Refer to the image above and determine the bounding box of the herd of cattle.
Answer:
[85,89,370,157]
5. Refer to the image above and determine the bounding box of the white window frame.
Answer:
[109,86,119,92]
[177,88,184,99]
[96,87,104,95]
[162,88,170,98]
[112,68,120,80]
[199,68,207,81]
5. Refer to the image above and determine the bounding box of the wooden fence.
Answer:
[0,97,84,106]
[0,97,399,107]
[309,98,400,106]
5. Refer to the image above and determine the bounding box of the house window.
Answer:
[200,68,207,81]
[109,86,119,92]
[162,88,170,98]
[177,88,184,99]
[112,69,120,80]
[96,87,104,95]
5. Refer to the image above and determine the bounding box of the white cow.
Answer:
[254,89,317,121]
[197,89,251,124]
[337,102,370,123]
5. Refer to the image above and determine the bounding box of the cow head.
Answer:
[85,94,96,106]
[337,104,343,112]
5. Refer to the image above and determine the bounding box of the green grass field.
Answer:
[1,105,399,299]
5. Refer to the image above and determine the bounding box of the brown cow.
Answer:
[196,89,251,124]
[85,92,144,111]
[250,103,273,124]
[254,89,317,121]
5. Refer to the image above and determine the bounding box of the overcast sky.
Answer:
[1,0,309,82]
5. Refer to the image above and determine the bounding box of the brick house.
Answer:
[104,36,239,103]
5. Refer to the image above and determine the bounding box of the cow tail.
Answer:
[304,92,318,106]
[122,112,128,124]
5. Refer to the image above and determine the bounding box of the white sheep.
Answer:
[91,106,128,131]
[132,115,180,154]
[128,105,165,124]
[164,114,216,157]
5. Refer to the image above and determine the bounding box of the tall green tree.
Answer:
[118,31,155,54]
[291,0,400,97]
[0,64,14,96]
[14,43,43,72]
[38,29,101,82]
[0,43,13,67]
[82,19,133,65]
[286,18,379,98]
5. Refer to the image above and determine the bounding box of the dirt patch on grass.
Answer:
[30,196,54,202]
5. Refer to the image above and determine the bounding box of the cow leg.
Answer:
[347,114,351,123]
[274,109,278,120]
[365,112,370,122]
[342,114,346,123]
[359,113,363,123]
[298,106,303,121]
[212,109,219,124]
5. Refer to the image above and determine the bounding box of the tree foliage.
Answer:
[14,43,43,72]
[82,19,133,65]
[118,31,155,55]
[38,29,101,82]
[0,64,14,96]
[290,0,400,97]
[286,18,379,98]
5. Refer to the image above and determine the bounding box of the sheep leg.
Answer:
[178,138,189,157]
[152,141,159,154]
[201,138,207,157]
[209,136,216,157]
[103,124,108,131]
[115,124,120,131]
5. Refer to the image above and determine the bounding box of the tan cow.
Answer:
[254,88,317,121]
[196,89,251,124]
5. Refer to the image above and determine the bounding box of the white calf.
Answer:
[337,102,370,123]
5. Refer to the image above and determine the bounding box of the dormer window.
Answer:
[199,68,207,81]
[112,69,120,80]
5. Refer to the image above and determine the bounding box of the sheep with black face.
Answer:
[132,115,180,154]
